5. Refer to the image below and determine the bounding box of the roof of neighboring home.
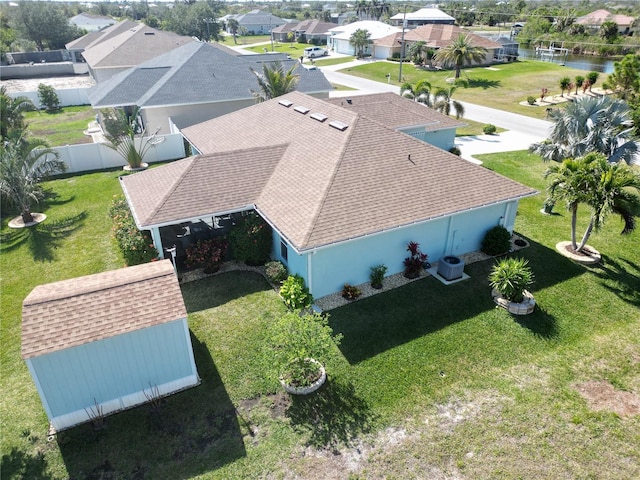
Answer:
[70,13,116,25]
[272,19,335,35]
[575,9,635,27]
[88,41,332,108]
[121,92,536,252]
[390,24,502,49]
[21,261,185,359]
[390,8,455,22]
[235,9,286,26]
[325,92,466,132]
[329,21,401,40]
[66,19,139,50]
[81,24,194,70]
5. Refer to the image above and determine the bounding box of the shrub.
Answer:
[483,124,497,135]
[403,241,427,279]
[527,95,536,105]
[481,225,512,256]
[449,146,461,156]
[265,260,288,284]
[37,83,60,111]
[280,274,313,311]
[185,237,228,273]
[341,283,361,300]
[488,257,534,303]
[369,264,388,289]
[109,195,158,265]
[228,212,272,266]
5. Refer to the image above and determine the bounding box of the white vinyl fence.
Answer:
[5,88,90,108]
[51,133,186,174]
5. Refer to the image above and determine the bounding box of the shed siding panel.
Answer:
[31,320,194,417]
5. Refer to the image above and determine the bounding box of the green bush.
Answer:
[527,96,537,105]
[369,264,388,289]
[109,195,158,265]
[488,257,534,303]
[341,283,361,300]
[483,124,497,135]
[228,212,272,266]
[481,225,512,256]
[37,83,60,111]
[280,274,313,311]
[449,146,461,156]
[265,260,288,283]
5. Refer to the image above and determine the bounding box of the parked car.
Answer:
[303,46,327,58]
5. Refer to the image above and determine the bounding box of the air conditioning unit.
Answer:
[437,256,465,280]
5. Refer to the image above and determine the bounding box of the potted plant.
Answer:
[403,241,427,279]
[488,257,536,315]
[267,311,342,395]
[185,237,228,274]
[369,264,388,289]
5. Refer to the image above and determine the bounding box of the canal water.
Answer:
[518,48,615,73]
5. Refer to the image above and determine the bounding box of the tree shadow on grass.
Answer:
[286,377,374,450]
[513,305,559,339]
[592,254,640,308]
[1,447,54,480]
[0,212,87,261]
[467,78,501,89]
[59,334,246,479]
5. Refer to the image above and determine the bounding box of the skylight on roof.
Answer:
[329,120,349,131]
[294,106,310,114]
[279,99,293,107]
[310,112,328,122]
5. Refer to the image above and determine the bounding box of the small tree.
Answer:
[37,83,60,112]
[433,82,466,119]
[400,80,432,106]
[586,72,599,92]
[1,86,35,139]
[228,212,272,265]
[489,257,534,303]
[574,76,584,95]
[559,77,571,97]
[101,106,157,169]
[250,62,299,103]
[349,28,371,58]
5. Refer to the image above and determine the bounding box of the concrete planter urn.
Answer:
[491,288,536,315]
[123,162,148,172]
[279,358,326,395]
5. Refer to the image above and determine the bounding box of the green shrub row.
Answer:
[109,195,159,266]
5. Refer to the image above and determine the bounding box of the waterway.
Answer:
[518,47,615,73]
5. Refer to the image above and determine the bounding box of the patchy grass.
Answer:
[339,60,609,120]
[24,105,95,146]
[1,154,639,478]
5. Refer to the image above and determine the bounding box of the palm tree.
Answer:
[0,130,65,224]
[559,77,571,97]
[433,84,465,119]
[370,0,390,21]
[407,41,428,66]
[400,80,432,106]
[1,86,35,140]
[349,28,372,59]
[355,0,369,20]
[227,18,239,44]
[574,75,584,95]
[101,106,158,169]
[250,62,299,103]
[545,153,640,253]
[530,96,637,165]
[433,34,488,79]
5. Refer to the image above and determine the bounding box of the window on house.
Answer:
[280,240,288,263]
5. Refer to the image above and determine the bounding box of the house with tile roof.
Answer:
[390,7,455,28]
[22,261,199,432]
[120,92,536,298]
[88,41,332,135]
[328,21,402,56]
[575,9,636,36]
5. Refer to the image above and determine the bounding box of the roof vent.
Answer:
[294,105,310,114]
[329,120,349,132]
[278,99,293,107]
[310,112,328,122]
[144,32,156,35]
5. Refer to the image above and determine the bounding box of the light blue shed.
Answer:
[21,260,199,432]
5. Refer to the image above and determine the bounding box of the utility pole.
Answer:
[398,5,407,83]
[203,18,214,42]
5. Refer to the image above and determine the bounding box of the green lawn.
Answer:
[1,154,639,478]
[216,35,271,46]
[339,60,609,120]
[24,105,95,146]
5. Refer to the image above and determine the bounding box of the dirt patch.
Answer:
[575,381,640,416]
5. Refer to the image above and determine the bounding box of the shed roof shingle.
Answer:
[21,261,186,359]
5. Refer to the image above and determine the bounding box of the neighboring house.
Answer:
[120,92,536,299]
[88,41,332,135]
[69,13,116,32]
[375,24,503,64]
[66,19,140,63]
[81,23,194,83]
[227,10,287,35]
[390,8,456,28]
[328,21,401,56]
[272,19,334,44]
[325,92,465,151]
[22,261,199,432]
[575,9,636,36]
[331,11,357,25]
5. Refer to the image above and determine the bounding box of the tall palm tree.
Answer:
[349,28,372,59]
[355,0,369,20]
[433,84,465,119]
[250,62,299,103]
[544,153,640,253]
[371,0,390,21]
[0,130,65,224]
[400,80,432,106]
[1,86,35,140]
[530,96,638,165]
[433,34,488,79]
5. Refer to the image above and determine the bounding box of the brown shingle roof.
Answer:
[325,92,466,131]
[21,261,186,359]
[126,92,535,251]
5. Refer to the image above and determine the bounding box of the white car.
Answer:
[303,46,327,58]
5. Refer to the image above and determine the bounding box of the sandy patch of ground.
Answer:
[575,381,640,417]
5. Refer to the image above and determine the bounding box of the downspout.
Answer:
[307,252,313,295]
